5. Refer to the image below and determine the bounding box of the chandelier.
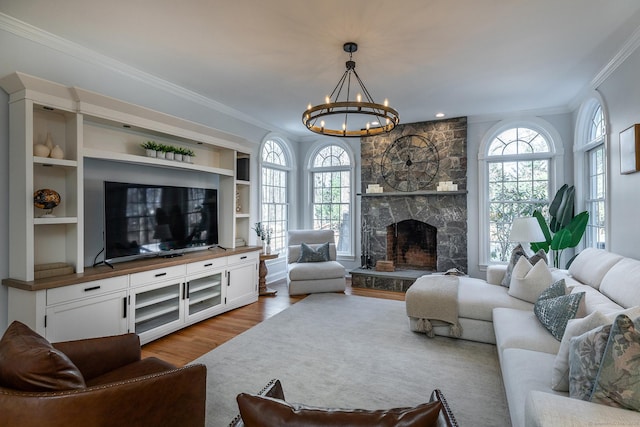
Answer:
[302,42,399,138]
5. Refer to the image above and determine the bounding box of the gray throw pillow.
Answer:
[501,244,547,287]
[534,279,585,341]
[297,242,330,263]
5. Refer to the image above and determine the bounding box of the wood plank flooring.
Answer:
[141,279,405,367]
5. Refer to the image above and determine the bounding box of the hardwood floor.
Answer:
[141,279,405,366]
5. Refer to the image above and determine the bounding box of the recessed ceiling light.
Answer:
[435,112,445,118]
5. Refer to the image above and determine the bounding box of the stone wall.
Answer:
[360,117,468,273]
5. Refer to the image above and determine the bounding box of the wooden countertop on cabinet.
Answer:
[2,246,262,291]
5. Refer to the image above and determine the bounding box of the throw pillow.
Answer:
[237,393,442,427]
[551,310,609,391]
[508,256,553,303]
[501,244,547,287]
[0,321,85,391]
[569,323,612,400]
[297,242,330,263]
[534,279,585,341]
[590,314,640,410]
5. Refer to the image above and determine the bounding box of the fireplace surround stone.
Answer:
[357,117,468,286]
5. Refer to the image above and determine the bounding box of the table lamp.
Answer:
[509,217,546,255]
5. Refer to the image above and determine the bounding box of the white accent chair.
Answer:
[287,229,346,295]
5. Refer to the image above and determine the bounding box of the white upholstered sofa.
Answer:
[408,248,640,426]
[286,229,346,295]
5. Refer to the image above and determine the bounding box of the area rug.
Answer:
[193,293,511,426]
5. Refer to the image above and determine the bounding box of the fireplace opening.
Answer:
[386,219,437,270]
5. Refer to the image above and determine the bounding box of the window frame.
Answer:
[478,118,564,266]
[258,136,293,255]
[306,140,356,259]
[574,94,608,251]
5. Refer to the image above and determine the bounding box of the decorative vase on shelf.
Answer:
[265,244,272,255]
[157,151,166,160]
[34,143,50,157]
[50,145,64,159]
[174,153,183,162]
[34,188,61,218]
[44,132,54,151]
[166,152,175,161]
[146,149,157,158]
[183,155,191,163]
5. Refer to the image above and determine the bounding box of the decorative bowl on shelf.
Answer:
[34,188,61,218]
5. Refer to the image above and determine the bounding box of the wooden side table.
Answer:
[259,253,279,296]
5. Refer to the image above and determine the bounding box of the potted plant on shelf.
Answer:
[141,141,159,158]
[174,147,185,162]
[164,145,175,161]
[530,184,589,268]
[183,148,195,163]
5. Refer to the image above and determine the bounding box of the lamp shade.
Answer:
[509,217,545,243]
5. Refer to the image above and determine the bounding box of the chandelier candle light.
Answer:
[302,42,399,138]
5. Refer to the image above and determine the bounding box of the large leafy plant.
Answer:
[530,184,589,268]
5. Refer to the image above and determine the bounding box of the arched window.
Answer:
[309,143,354,257]
[260,138,291,254]
[479,120,562,264]
[575,98,607,249]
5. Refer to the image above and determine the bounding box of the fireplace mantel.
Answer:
[359,190,467,197]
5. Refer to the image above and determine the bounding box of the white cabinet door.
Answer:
[130,279,184,344]
[185,268,225,324]
[226,260,257,307]
[45,290,128,343]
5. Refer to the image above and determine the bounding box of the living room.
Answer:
[2,1,640,426]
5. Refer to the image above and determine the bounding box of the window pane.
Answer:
[261,140,289,254]
[487,128,551,262]
[311,145,352,255]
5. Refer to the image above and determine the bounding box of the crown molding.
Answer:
[566,24,640,113]
[0,12,286,142]
[591,23,640,90]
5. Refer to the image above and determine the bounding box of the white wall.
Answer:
[597,46,640,259]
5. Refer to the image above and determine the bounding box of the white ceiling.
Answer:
[3,0,640,139]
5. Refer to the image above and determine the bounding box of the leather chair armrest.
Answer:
[229,379,284,427]
[52,333,142,381]
[0,364,207,427]
[430,388,458,427]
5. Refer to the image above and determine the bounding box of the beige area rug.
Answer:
[193,293,511,426]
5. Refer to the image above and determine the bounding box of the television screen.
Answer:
[104,181,218,262]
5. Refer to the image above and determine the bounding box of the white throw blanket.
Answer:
[405,275,462,338]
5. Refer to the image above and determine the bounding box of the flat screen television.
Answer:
[104,181,219,262]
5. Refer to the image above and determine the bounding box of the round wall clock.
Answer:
[380,134,439,192]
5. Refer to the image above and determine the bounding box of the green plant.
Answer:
[252,222,265,240]
[175,147,188,155]
[530,184,589,268]
[141,141,159,150]
[185,149,195,157]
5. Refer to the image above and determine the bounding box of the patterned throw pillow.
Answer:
[552,311,609,392]
[569,324,612,400]
[501,244,547,287]
[590,314,640,410]
[534,279,585,341]
[297,242,330,263]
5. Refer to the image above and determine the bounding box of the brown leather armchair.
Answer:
[229,379,458,427]
[0,329,206,427]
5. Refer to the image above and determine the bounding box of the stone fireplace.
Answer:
[353,117,468,291]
